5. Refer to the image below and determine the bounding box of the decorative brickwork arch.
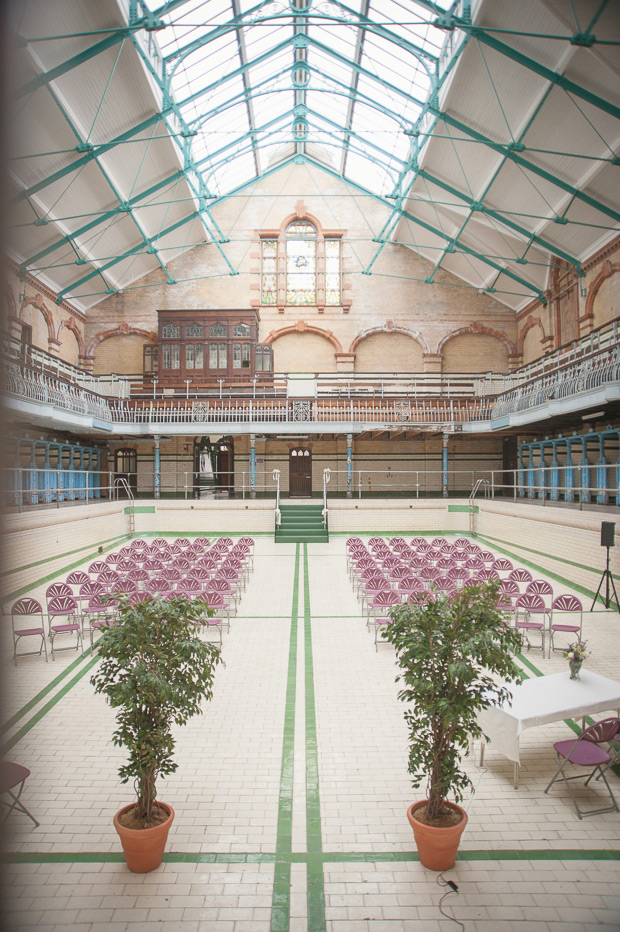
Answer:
[19,294,56,346]
[59,317,85,356]
[518,315,545,354]
[583,260,620,327]
[349,323,430,355]
[264,321,343,353]
[85,323,157,360]
[436,322,516,357]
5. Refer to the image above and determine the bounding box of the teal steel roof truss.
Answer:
[11,0,619,309]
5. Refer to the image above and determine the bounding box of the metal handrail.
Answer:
[273,469,281,534]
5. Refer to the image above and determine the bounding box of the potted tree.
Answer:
[383,580,523,870]
[91,593,222,873]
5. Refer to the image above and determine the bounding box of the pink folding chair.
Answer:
[509,567,533,588]
[10,598,47,664]
[361,575,389,614]
[544,718,620,818]
[179,577,201,594]
[207,578,236,615]
[149,578,172,596]
[410,537,424,548]
[549,594,583,657]
[499,579,520,616]
[480,551,495,566]
[452,549,467,564]
[128,568,149,590]
[116,559,135,575]
[67,571,90,588]
[0,762,39,827]
[370,590,401,651]
[417,540,432,553]
[526,579,554,608]
[492,557,513,576]
[130,539,148,550]
[514,593,548,652]
[447,566,468,589]
[477,568,500,582]
[97,569,122,593]
[174,557,192,571]
[198,590,229,633]
[176,538,191,548]
[398,576,425,601]
[189,565,212,583]
[45,582,73,614]
[86,596,118,646]
[105,552,122,565]
[47,595,82,658]
[454,538,469,548]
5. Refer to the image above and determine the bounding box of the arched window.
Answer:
[259,209,344,310]
[286,220,317,305]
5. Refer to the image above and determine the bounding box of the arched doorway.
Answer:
[114,448,137,497]
[215,437,234,496]
[289,447,312,497]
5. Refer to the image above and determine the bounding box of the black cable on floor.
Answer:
[437,871,465,931]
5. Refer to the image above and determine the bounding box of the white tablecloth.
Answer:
[478,670,620,764]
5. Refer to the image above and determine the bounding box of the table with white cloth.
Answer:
[477,670,620,787]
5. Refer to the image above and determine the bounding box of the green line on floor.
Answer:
[4,848,620,865]
[271,543,300,932]
[1,654,99,755]
[1,647,95,734]
[303,544,326,932]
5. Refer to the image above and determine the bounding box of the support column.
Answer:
[596,432,608,505]
[580,437,590,504]
[94,449,101,499]
[347,433,353,498]
[565,439,574,502]
[550,441,559,501]
[154,437,161,499]
[442,433,449,498]
[250,434,256,499]
[517,443,525,497]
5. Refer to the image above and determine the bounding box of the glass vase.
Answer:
[569,659,583,680]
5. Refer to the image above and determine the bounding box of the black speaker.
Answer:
[601,522,615,548]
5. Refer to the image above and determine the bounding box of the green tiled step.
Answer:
[276,505,328,543]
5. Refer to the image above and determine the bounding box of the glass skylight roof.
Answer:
[142,0,454,199]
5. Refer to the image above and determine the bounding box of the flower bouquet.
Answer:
[563,640,589,679]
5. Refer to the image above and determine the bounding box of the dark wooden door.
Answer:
[289,448,312,497]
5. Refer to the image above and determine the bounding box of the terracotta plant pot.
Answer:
[113,802,175,873]
[407,800,468,871]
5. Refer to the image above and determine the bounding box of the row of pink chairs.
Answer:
[347,537,583,655]
[10,537,255,661]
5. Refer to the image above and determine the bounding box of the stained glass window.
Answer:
[325,239,342,305]
[286,221,316,305]
[261,239,278,305]
[186,323,204,338]
[233,323,251,337]
[162,324,181,339]
[209,323,227,338]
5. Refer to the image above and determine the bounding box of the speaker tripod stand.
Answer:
[591,544,620,611]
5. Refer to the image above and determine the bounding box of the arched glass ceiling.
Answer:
[142,0,451,199]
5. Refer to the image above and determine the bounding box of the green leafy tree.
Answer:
[383,581,523,824]
[91,594,222,823]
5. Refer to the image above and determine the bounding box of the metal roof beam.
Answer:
[433,110,620,226]
[15,0,191,98]
[451,20,620,122]
[340,0,370,178]
[20,169,185,271]
[55,211,201,301]
[329,0,439,67]
[302,155,546,301]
